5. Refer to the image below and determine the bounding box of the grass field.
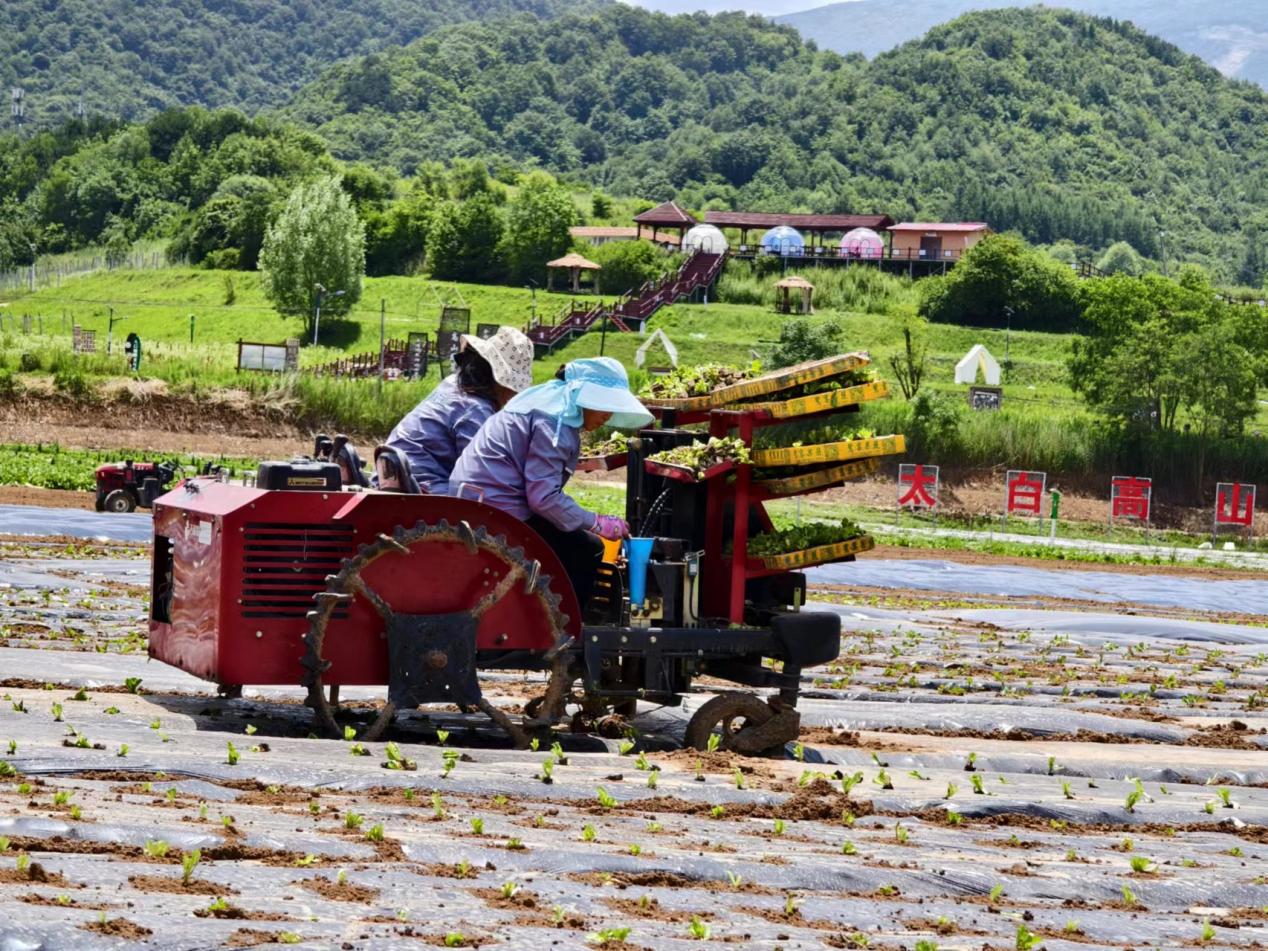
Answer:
[3,266,1267,499]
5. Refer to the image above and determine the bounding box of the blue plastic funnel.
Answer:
[625,537,655,609]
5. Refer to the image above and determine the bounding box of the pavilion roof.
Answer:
[704,212,895,232]
[775,275,815,289]
[633,200,697,226]
[546,252,601,270]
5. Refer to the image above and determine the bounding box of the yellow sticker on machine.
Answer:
[751,434,906,468]
[748,380,889,419]
[714,352,869,405]
[759,534,876,570]
[757,458,880,496]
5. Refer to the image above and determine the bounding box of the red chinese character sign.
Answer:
[1004,470,1046,517]
[1214,482,1256,536]
[1109,476,1152,526]
[898,464,939,511]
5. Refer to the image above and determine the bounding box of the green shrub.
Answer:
[52,367,94,399]
[18,352,41,372]
[0,369,21,399]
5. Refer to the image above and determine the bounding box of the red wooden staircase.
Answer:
[525,252,723,356]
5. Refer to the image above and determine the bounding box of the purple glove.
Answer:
[591,514,629,540]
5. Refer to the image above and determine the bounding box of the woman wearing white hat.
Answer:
[450,356,654,608]
[384,325,533,494]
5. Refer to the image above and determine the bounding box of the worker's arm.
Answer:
[523,417,593,533]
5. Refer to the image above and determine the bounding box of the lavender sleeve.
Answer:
[523,416,594,532]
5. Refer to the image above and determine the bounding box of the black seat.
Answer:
[331,434,371,488]
[373,445,423,494]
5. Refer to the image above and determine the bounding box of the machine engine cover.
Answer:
[256,460,341,491]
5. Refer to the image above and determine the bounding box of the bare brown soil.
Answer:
[226,928,297,947]
[300,876,380,902]
[79,918,153,939]
[127,874,235,896]
[0,393,303,451]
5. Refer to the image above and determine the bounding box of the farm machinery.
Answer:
[95,459,183,513]
[146,354,904,752]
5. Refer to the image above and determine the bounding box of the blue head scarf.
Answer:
[504,357,655,442]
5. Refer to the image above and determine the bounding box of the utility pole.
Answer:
[377,298,386,397]
[312,283,346,346]
[189,313,196,344]
[107,307,123,355]
[27,240,36,292]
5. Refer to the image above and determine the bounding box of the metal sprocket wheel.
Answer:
[301,518,572,747]
[684,691,800,755]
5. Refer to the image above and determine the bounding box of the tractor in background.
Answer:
[95,459,182,513]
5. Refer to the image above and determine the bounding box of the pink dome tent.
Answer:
[839,227,885,260]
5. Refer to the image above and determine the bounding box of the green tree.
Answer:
[590,240,671,297]
[259,176,365,335]
[918,234,1082,331]
[426,194,505,282]
[771,317,843,368]
[364,192,432,276]
[1097,241,1144,276]
[502,172,578,285]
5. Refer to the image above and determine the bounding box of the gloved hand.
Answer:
[590,514,629,540]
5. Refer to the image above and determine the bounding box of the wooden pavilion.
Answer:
[633,201,697,243]
[546,252,601,293]
[775,275,815,314]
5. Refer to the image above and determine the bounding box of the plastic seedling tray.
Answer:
[748,533,876,571]
[751,434,905,468]
[576,452,629,473]
[643,458,738,484]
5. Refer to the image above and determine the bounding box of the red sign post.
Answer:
[1214,482,1256,538]
[898,464,939,512]
[1109,476,1152,527]
[1004,470,1046,518]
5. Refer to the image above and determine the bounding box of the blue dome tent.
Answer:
[760,225,805,255]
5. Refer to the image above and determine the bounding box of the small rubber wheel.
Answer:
[103,489,137,513]
[684,691,774,752]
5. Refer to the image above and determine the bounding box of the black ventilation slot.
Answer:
[240,522,356,619]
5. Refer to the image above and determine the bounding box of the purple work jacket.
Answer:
[449,409,594,532]
[385,375,495,495]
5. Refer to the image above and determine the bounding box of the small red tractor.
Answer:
[95,460,183,513]
[147,357,897,751]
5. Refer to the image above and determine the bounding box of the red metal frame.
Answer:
[149,483,583,688]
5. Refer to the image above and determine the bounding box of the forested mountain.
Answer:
[0,0,599,128]
[776,1,1268,89]
[280,5,1268,282]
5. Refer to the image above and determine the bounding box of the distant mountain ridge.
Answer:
[0,0,603,128]
[777,1,1268,88]
[280,4,1268,282]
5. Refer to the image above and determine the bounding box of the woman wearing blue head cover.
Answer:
[450,357,654,609]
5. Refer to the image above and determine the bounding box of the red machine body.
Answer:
[148,480,583,688]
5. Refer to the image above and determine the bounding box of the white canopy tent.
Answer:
[955,344,1001,385]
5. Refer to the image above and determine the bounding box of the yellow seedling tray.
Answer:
[713,352,870,406]
[756,458,880,497]
[743,380,889,420]
[752,534,876,571]
[751,434,906,468]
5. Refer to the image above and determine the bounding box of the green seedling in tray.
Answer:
[639,363,757,400]
[739,518,865,558]
[646,437,750,477]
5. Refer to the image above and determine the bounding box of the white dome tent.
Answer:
[682,224,729,254]
[839,227,884,259]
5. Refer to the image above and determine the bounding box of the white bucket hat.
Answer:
[460,326,534,393]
